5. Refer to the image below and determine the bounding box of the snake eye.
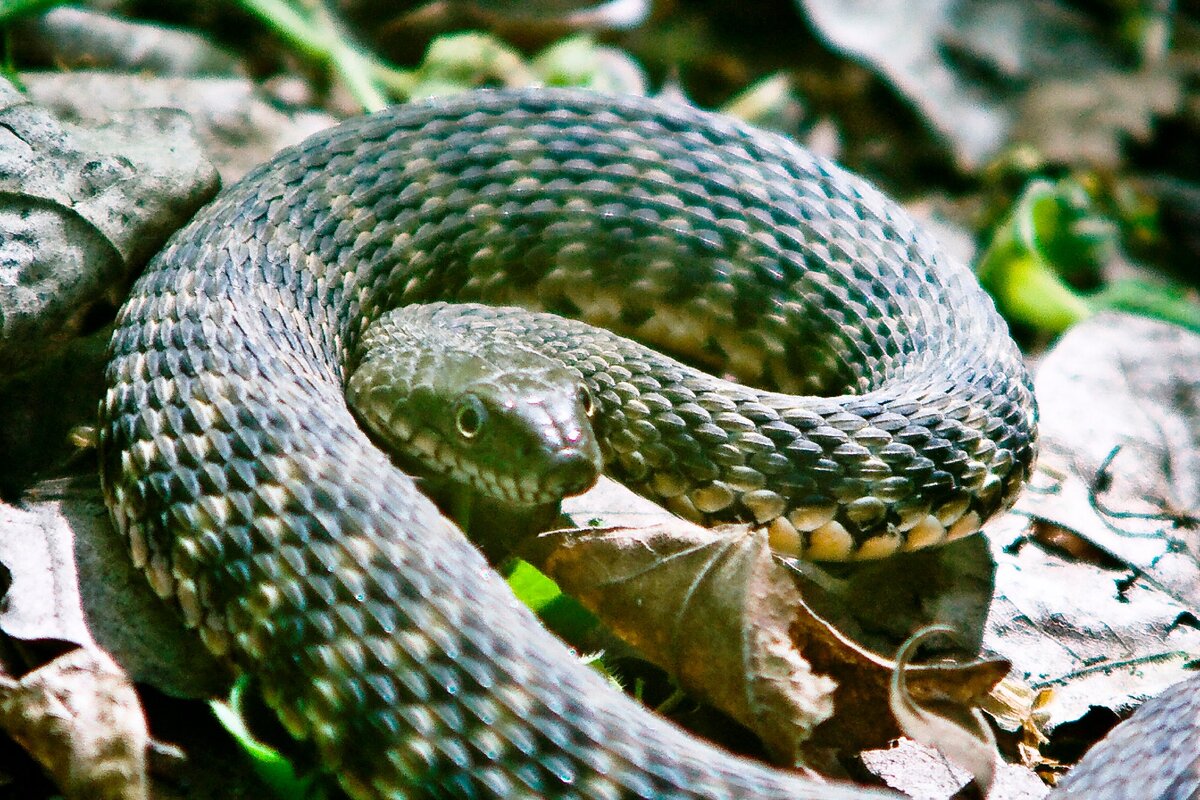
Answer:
[455,394,487,439]
[577,383,595,417]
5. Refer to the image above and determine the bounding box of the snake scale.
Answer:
[98,89,1040,798]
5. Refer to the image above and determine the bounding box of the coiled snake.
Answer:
[99,89,1038,798]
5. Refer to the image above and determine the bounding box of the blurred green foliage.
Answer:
[978,179,1200,335]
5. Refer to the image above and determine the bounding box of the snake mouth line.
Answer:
[405,427,573,506]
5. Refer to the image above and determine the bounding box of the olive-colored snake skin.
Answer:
[99,89,1038,798]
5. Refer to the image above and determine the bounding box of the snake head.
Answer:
[347,306,602,507]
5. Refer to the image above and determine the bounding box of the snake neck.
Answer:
[368,300,1035,561]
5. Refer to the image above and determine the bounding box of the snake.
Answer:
[98,88,1040,798]
[1054,673,1200,799]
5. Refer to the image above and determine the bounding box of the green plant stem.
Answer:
[371,61,418,96]
[328,35,387,111]
[1091,279,1200,334]
[236,0,390,111]
[237,0,329,58]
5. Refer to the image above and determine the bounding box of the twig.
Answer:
[1088,444,1199,537]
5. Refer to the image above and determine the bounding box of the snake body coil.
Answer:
[99,89,1036,798]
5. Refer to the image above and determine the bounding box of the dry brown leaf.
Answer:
[797,0,1183,169]
[0,479,227,699]
[1015,70,1181,167]
[860,737,1051,800]
[990,313,1200,763]
[0,481,282,799]
[0,647,149,800]
[526,478,1009,770]
[528,497,837,761]
[797,0,1011,169]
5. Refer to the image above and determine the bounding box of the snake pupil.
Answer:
[455,395,487,439]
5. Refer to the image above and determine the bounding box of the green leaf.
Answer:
[506,559,606,665]
[1091,279,1200,334]
[979,177,1198,335]
[232,0,388,111]
[210,676,322,800]
[507,558,565,612]
[977,179,1099,335]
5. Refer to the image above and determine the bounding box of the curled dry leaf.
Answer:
[525,478,1009,770]
[796,0,1182,169]
[0,479,226,699]
[889,626,997,794]
[0,647,148,800]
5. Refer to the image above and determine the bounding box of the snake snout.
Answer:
[544,445,602,498]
